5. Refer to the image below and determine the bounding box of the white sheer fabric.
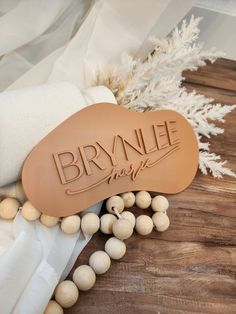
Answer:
[0,0,92,91]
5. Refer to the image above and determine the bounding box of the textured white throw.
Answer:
[0,82,115,186]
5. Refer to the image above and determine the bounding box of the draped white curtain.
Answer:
[0,0,198,92]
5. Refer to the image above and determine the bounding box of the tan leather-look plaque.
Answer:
[22,103,199,217]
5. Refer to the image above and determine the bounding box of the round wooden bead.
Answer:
[61,215,80,234]
[135,215,153,236]
[120,192,135,208]
[120,211,135,229]
[55,280,79,308]
[73,265,96,291]
[81,213,100,235]
[89,251,111,275]
[21,201,41,221]
[152,212,170,232]
[106,196,124,214]
[40,214,59,227]
[0,197,20,220]
[44,300,63,314]
[105,237,126,260]
[100,213,117,234]
[112,218,133,240]
[151,195,169,212]
[135,191,151,209]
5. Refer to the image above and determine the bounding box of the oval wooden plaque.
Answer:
[22,103,199,217]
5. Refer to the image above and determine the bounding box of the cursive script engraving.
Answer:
[66,144,180,195]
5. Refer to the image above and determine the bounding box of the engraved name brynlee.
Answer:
[52,120,180,195]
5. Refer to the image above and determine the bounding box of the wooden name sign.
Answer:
[22,103,199,217]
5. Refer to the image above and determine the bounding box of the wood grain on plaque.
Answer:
[65,58,236,314]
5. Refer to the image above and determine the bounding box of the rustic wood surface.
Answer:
[65,58,236,314]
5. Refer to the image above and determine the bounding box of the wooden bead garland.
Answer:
[0,191,171,312]
[52,191,169,311]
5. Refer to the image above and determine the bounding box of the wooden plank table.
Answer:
[65,58,236,314]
